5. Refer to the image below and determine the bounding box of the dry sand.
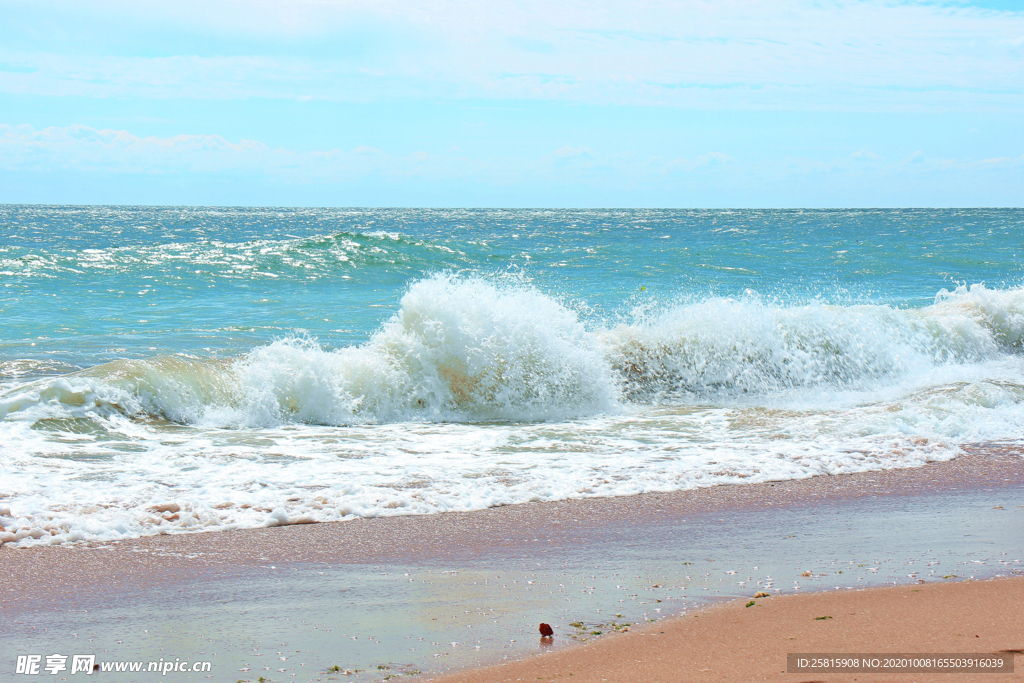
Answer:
[427,576,1024,683]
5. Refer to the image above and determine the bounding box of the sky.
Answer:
[0,0,1022,207]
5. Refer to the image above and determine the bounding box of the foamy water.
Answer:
[2,207,1023,546]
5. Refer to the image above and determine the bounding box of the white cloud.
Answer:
[2,123,1020,194]
[0,124,268,174]
[851,150,883,161]
[1,0,1022,110]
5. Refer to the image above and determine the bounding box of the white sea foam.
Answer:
[604,283,1024,403]
[1,275,617,426]
[2,278,1024,546]
[221,273,617,426]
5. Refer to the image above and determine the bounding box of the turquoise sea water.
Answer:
[2,206,1023,544]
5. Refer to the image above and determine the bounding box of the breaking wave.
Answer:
[3,276,1024,426]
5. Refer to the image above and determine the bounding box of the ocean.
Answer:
[2,206,1023,545]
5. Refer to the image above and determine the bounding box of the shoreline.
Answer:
[3,445,1022,573]
[2,448,1022,681]
[425,575,1024,683]
[3,445,1022,598]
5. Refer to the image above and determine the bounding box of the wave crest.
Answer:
[4,280,1024,425]
[212,274,619,425]
[606,284,1023,401]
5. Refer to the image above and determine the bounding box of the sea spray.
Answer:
[4,280,1024,425]
[4,207,1024,547]
[606,283,1024,403]
[216,274,618,426]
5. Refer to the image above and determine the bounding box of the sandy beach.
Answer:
[427,576,1024,683]
[2,447,1022,681]
[5,4,1024,680]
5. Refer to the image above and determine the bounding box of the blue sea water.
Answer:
[2,206,1023,544]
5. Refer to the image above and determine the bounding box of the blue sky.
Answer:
[0,0,1022,207]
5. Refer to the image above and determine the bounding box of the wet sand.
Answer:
[427,575,1024,683]
[2,447,1023,681]
[3,445,1022,603]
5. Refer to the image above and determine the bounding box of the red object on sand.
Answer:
[539,623,554,636]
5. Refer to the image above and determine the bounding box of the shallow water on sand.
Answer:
[3,484,1021,682]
